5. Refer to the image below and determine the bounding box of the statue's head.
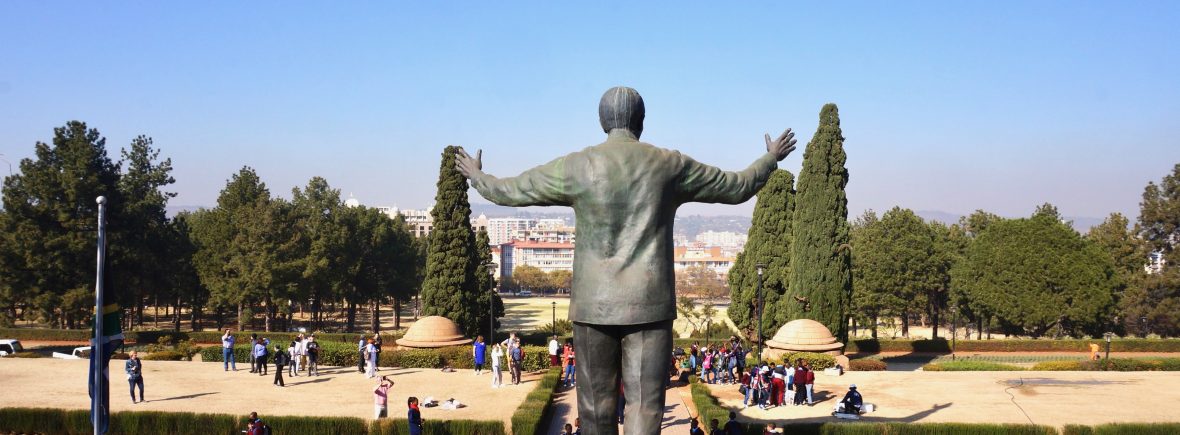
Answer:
[599,86,645,138]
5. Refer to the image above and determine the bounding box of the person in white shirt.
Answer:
[490,343,504,388]
[294,334,307,374]
[287,342,298,377]
[365,339,379,378]
[548,336,560,368]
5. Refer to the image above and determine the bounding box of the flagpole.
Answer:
[93,196,107,435]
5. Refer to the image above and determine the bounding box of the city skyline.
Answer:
[2,2,1178,222]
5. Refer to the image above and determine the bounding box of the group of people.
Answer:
[220,330,322,387]
[358,332,384,378]
[740,358,816,409]
[689,337,747,385]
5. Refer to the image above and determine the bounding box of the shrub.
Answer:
[1074,423,1180,434]
[141,350,186,361]
[845,338,1180,354]
[0,327,395,345]
[510,368,562,435]
[774,352,836,370]
[1032,358,1180,372]
[849,358,887,371]
[922,361,1024,371]
[1030,360,1084,371]
[535,319,573,336]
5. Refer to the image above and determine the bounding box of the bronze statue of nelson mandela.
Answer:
[455,86,797,434]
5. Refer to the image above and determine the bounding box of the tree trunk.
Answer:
[977,317,983,340]
[173,296,181,332]
[237,303,243,330]
[871,314,878,339]
[264,298,273,332]
[930,294,940,339]
[394,300,402,329]
[370,301,380,334]
[901,309,910,338]
[346,301,357,333]
[312,296,322,331]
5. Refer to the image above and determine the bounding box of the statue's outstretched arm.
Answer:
[676,129,796,204]
[456,147,572,207]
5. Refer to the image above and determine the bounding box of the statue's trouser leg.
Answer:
[574,320,672,435]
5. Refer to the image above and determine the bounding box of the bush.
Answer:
[849,358,887,371]
[1065,423,1180,434]
[535,319,573,336]
[199,342,554,372]
[773,352,836,370]
[845,338,1180,354]
[922,361,1024,371]
[1031,358,1180,372]
[510,368,562,435]
[0,327,395,345]
[0,407,504,435]
[141,350,186,361]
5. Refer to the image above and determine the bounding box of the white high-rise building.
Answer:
[694,230,748,249]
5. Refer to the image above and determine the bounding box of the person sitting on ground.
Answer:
[835,384,864,415]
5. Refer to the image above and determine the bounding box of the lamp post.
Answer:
[552,301,557,336]
[1140,316,1148,338]
[1104,332,1113,361]
[755,263,766,361]
[951,306,958,361]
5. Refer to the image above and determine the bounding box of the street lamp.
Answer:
[755,263,766,361]
[552,301,557,336]
[1104,332,1113,361]
[1140,316,1148,338]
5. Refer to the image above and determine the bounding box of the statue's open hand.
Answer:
[455,147,483,179]
[765,128,797,161]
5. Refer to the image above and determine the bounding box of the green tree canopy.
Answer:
[728,170,794,341]
[787,104,851,340]
[952,207,1117,338]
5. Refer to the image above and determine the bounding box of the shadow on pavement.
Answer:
[150,392,219,402]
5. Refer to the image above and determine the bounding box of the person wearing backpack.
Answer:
[509,339,523,385]
[272,344,288,387]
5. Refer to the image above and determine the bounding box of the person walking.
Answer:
[373,333,383,373]
[272,344,288,387]
[509,339,523,385]
[792,364,808,406]
[804,361,815,405]
[563,343,576,388]
[490,343,504,388]
[407,396,424,435]
[357,335,367,374]
[473,335,487,375]
[222,329,237,371]
[248,333,258,373]
[373,375,394,419]
[306,335,320,376]
[365,338,379,378]
[287,341,298,377]
[548,335,560,367]
[254,339,269,375]
[126,351,144,403]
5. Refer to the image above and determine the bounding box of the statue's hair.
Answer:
[598,86,645,138]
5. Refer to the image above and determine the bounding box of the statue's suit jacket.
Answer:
[470,130,777,325]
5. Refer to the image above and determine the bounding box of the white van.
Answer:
[0,339,24,356]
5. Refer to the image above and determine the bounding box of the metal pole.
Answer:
[755,264,765,361]
[552,302,556,336]
[1105,333,1112,361]
[93,196,108,435]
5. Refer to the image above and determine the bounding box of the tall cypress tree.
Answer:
[728,170,795,342]
[787,104,851,341]
[420,146,482,335]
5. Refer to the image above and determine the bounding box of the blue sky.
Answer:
[2,2,1178,220]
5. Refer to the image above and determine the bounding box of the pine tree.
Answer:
[420,146,482,335]
[727,170,795,342]
[787,104,851,341]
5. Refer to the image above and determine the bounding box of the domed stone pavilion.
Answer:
[395,316,473,348]
[763,319,849,368]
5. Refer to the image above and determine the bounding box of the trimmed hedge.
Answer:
[1031,357,1180,371]
[922,361,1025,371]
[0,327,396,345]
[199,342,554,372]
[510,367,563,435]
[769,352,836,370]
[1062,423,1180,434]
[846,338,1180,353]
[849,358,887,371]
[0,407,504,435]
